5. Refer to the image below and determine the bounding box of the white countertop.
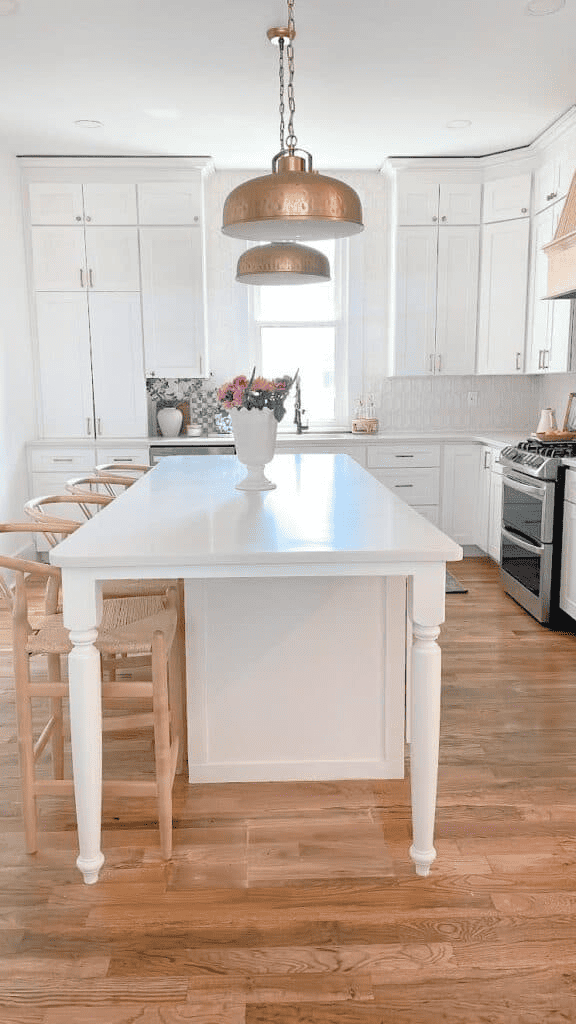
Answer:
[50,454,462,571]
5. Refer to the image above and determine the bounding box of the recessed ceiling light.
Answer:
[0,1,19,14]
[525,0,565,14]
[144,108,184,121]
[446,119,472,129]
[73,119,104,128]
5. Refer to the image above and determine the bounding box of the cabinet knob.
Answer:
[432,216,438,222]
[75,215,82,221]
[521,207,527,214]
[546,192,557,201]
[85,215,92,222]
[441,215,447,222]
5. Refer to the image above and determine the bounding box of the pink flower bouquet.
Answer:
[217,368,297,423]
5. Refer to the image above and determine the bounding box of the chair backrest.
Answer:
[24,493,111,547]
[66,474,137,497]
[0,524,64,618]
[95,463,150,476]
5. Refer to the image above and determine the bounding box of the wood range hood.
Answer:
[543,171,576,299]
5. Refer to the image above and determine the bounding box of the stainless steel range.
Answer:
[498,438,576,623]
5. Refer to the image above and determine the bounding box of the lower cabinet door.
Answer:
[560,499,576,620]
[35,293,95,439]
[441,443,481,544]
[89,293,148,438]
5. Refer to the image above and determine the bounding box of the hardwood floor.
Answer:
[1,556,576,1023]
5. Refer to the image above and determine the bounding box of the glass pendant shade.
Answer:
[223,153,363,241]
[236,241,330,285]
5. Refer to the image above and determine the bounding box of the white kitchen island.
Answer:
[50,454,462,884]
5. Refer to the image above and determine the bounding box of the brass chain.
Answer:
[285,0,297,151]
[278,36,285,152]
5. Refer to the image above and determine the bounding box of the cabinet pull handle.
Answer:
[199,354,203,376]
[484,450,491,469]
[546,191,557,201]
[97,418,102,435]
[80,267,85,287]
[395,454,414,458]
[88,269,94,288]
[515,352,522,371]
[436,353,442,372]
[53,457,73,463]
[395,484,414,488]
[427,353,434,372]
[87,418,92,435]
[544,349,550,369]
[538,349,543,370]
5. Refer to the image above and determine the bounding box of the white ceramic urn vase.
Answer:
[230,407,278,490]
[157,406,183,438]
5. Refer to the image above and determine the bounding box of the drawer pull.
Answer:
[53,458,73,463]
[395,483,414,488]
[395,454,414,458]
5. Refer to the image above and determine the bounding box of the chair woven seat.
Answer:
[26,595,176,657]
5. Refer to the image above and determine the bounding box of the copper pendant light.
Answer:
[222,2,364,243]
[236,242,331,285]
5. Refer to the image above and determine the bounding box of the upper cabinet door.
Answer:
[84,227,140,291]
[435,226,479,375]
[477,218,530,374]
[140,226,206,377]
[31,227,87,290]
[394,226,438,375]
[396,181,439,225]
[82,184,137,224]
[482,174,532,223]
[137,182,202,225]
[526,206,553,373]
[438,184,482,225]
[28,183,84,225]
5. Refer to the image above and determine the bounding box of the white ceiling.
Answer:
[1,0,576,169]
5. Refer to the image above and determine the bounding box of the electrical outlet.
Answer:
[467,391,479,407]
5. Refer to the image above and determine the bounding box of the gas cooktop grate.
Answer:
[517,439,576,458]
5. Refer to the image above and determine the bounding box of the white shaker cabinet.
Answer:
[140,227,207,378]
[34,291,147,439]
[476,218,530,374]
[482,174,531,223]
[396,180,481,225]
[31,226,140,292]
[474,444,503,560]
[441,444,481,545]
[137,182,202,225]
[560,470,576,620]
[28,182,137,225]
[526,204,572,373]
[395,224,479,376]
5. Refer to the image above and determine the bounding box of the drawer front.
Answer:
[371,468,440,505]
[367,444,441,469]
[96,446,150,465]
[28,447,95,473]
[565,469,576,504]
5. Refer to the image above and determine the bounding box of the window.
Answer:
[252,239,349,428]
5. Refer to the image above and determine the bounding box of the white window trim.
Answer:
[248,240,353,430]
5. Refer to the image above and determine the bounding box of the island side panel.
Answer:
[184,575,405,783]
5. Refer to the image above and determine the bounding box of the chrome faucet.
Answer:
[294,377,308,434]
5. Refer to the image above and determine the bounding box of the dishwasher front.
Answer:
[149,444,235,465]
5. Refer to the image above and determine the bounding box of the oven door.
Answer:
[501,470,555,545]
[500,526,554,622]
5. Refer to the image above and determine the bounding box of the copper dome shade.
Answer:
[236,241,331,285]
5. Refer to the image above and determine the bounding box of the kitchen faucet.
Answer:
[294,377,308,434]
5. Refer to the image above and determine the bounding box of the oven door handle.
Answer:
[502,475,546,499]
[501,526,545,555]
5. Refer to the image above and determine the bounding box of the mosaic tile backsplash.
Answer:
[146,378,231,436]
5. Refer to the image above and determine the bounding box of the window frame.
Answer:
[248,239,352,430]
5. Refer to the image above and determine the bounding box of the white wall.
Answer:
[0,152,36,553]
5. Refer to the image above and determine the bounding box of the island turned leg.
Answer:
[408,565,445,877]
[61,572,105,884]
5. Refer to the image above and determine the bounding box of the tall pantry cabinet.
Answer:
[21,159,211,440]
